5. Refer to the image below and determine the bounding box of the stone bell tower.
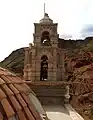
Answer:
[24,13,65,82]
[33,13,59,82]
[24,13,68,105]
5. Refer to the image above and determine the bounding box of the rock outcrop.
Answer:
[0,48,25,75]
[65,50,93,107]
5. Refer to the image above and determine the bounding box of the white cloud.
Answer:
[0,0,93,60]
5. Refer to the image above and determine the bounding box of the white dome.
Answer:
[40,13,53,23]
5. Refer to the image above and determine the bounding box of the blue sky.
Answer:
[0,0,93,61]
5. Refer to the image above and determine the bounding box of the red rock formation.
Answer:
[65,50,93,110]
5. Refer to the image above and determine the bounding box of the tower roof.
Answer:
[39,13,53,23]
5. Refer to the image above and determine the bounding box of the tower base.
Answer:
[27,81,68,105]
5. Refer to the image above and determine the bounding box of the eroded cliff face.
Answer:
[0,48,25,75]
[65,51,93,103]
[64,48,93,119]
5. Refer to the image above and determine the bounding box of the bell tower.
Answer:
[24,13,60,82]
[24,12,68,105]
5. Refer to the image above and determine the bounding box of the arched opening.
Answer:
[40,55,48,81]
[41,31,51,46]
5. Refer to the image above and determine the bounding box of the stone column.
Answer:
[35,60,41,81]
[31,48,36,81]
[48,61,52,81]
[28,51,32,66]
[52,49,57,81]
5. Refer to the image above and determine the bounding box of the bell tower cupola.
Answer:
[33,12,59,47]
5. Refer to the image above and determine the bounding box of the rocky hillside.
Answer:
[0,48,25,75]
[0,37,93,119]
[64,40,93,120]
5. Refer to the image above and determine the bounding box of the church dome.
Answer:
[40,13,53,23]
[0,67,46,120]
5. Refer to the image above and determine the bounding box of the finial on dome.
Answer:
[39,2,53,23]
[44,13,49,17]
